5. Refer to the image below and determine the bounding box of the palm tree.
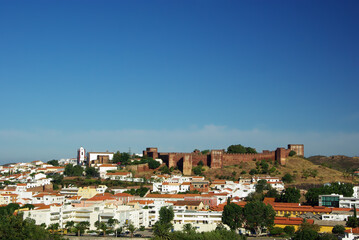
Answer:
[128,224,136,238]
[153,222,171,240]
[65,221,75,235]
[47,223,59,234]
[183,223,196,234]
[74,221,90,236]
[95,220,108,236]
[107,218,119,236]
[116,226,123,236]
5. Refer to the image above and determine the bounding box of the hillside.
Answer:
[203,156,356,186]
[307,155,359,172]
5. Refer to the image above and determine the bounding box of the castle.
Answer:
[143,144,304,175]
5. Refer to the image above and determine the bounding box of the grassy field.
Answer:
[203,156,357,186]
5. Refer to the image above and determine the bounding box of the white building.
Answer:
[23,203,149,229]
[32,192,65,205]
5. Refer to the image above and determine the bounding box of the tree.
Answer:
[85,167,99,178]
[148,158,160,169]
[47,160,59,166]
[255,179,270,193]
[128,224,136,238]
[65,221,75,234]
[153,221,171,240]
[284,225,295,236]
[201,150,210,155]
[279,187,301,203]
[95,220,108,236]
[159,206,174,224]
[293,229,318,240]
[347,206,359,228]
[153,206,174,239]
[249,169,258,175]
[64,164,83,177]
[243,201,276,236]
[192,166,203,175]
[282,173,294,183]
[0,212,66,240]
[107,218,119,236]
[113,151,121,163]
[265,188,280,199]
[332,224,345,235]
[47,223,59,234]
[22,204,35,210]
[222,203,243,231]
[120,152,131,165]
[227,144,257,154]
[305,182,354,206]
[270,227,284,236]
[182,223,196,234]
[289,151,296,157]
[74,221,90,236]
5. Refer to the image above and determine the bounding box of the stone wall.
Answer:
[143,144,301,175]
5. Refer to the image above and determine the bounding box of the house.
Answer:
[105,172,132,180]
[173,200,206,211]
[32,192,65,205]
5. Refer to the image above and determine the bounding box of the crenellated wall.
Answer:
[143,145,301,175]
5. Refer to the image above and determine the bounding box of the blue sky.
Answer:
[0,1,358,163]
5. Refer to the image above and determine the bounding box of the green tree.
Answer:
[289,151,296,157]
[249,169,258,175]
[192,166,203,175]
[255,179,270,193]
[113,151,121,163]
[227,144,257,154]
[153,221,171,240]
[65,221,75,234]
[201,150,210,155]
[159,206,174,224]
[346,207,359,228]
[128,224,136,238]
[293,229,318,240]
[182,223,196,234]
[243,201,276,236]
[74,221,90,236]
[284,225,295,236]
[265,188,280,199]
[22,204,35,210]
[148,158,160,169]
[222,203,243,231]
[282,173,294,183]
[270,227,284,236]
[279,187,301,203]
[95,220,108,236]
[85,167,99,178]
[159,165,171,174]
[64,164,83,177]
[305,182,354,206]
[332,224,345,235]
[47,160,59,166]
[107,218,119,236]
[0,212,65,240]
[120,152,131,165]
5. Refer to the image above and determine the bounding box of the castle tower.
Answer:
[288,144,304,156]
[77,147,86,165]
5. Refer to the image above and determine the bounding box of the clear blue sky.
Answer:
[0,0,358,163]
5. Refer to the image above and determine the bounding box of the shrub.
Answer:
[289,150,296,157]
[284,226,295,236]
[282,173,294,183]
[270,227,284,236]
[249,169,258,175]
